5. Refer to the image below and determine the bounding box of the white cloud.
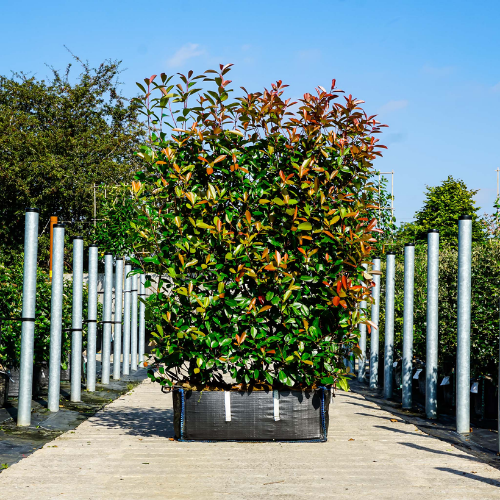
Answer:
[167,43,205,68]
[377,99,409,115]
[422,64,455,77]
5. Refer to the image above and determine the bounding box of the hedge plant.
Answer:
[377,241,500,381]
[0,255,91,370]
[131,65,387,390]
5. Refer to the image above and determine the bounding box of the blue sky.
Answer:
[2,0,500,224]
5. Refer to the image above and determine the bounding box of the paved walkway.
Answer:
[1,379,500,499]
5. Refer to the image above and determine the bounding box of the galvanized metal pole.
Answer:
[358,264,368,381]
[87,245,98,392]
[17,208,40,427]
[383,252,396,399]
[370,257,381,389]
[402,243,415,410]
[138,274,146,368]
[457,215,472,434]
[498,299,500,453]
[122,264,132,376]
[70,237,84,402]
[130,274,138,372]
[426,230,440,419]
[101,253,114,384]
[48,224,65,412]
[113,258,124,380]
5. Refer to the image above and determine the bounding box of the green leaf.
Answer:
[337,377,349,392]
[297,222,312,231]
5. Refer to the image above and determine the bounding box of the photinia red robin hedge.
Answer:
[131,64,386,391]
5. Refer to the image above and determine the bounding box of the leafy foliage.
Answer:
[368,173,396,251]
[0,56,145,265]
[0,255,91,369]
[396,176,486,243]
[131,65,387,390]
[93,185,138,256]
[378,242,500,380]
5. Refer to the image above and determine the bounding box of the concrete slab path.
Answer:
[1,379,500,499]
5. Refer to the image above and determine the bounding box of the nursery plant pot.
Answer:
[33,362,49,396]
[172,387,331,442]
[7,368,20,397]
[60,361,70,382]
[418,370,426,396]
[0,371,9,407]
[483,378,498,420]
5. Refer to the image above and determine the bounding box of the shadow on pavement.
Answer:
[399,442,483,462]
[435,467,500,487]
[91,406,174,439]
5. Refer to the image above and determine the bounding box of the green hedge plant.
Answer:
[132,65,387,390]
[0,255,90,370]
[378,241,500,381]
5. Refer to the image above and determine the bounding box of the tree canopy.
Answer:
[397,175,485,243]
[0,56,145,264]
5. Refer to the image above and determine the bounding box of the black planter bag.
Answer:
[172,387,331,442]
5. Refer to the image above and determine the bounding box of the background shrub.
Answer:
[0,254,91,369]
[377,241,500,380]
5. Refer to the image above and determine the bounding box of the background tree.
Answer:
[396,175,486,243]
[0,55,145,265]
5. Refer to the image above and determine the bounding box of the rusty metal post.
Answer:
[49,216,58,280]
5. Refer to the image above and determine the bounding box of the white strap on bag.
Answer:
[224,390,231,421]
[273,390,280,421]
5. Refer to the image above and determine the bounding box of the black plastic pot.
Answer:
[60,360,70,382]
[8,368,20,397]
[33,362,49,396]
[483,377,498,419]
[6,363,73,397]
[0,371,9,407]
[172,387,331,441]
